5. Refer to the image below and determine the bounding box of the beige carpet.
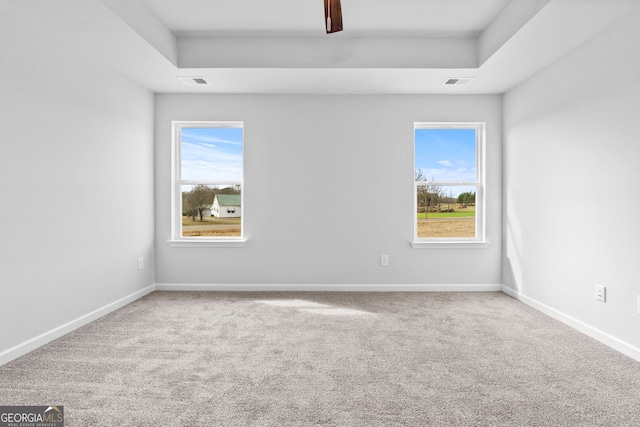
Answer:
[1,291,639,426]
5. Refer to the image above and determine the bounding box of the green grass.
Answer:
[417,211,475,219]
[182,216,241,226]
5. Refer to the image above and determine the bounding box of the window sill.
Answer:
[167,239,247,248]
[411,240,490,249]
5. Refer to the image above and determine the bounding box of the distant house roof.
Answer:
[214,194,241,207]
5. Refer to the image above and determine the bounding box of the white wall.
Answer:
[0,9,155,359]
[503,8,640,353]
[155,94,502,285]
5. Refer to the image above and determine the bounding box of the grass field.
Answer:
[417,205,476,238]
[417,218,475,238]
[182,216,241,237]
[181,207,476,238]
[417,211,475,219]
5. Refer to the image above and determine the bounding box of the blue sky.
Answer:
[181,127,243,181]
[415,128,476,183]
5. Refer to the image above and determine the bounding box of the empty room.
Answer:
[1,0,639,425]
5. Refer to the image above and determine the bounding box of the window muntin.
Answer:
[172,122,243,241]
[414,123,484,242]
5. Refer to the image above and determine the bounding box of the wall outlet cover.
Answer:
[380,255,389,266]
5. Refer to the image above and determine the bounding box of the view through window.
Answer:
[414,123,484,241]
[173,122,243,240]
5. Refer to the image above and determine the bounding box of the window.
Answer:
[413,123,485,246]
[171,121,244,245]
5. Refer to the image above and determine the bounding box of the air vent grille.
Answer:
[177,76,209,86]
[443,78,474,87]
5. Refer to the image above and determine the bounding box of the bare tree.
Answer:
[416,169,429,216]
[182,191,197,220]
[415,170,446,216]
[184,185,215,221]
[428,183,446,213]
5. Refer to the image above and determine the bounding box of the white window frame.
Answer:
[168,121,246,247]
[412,122,487,249]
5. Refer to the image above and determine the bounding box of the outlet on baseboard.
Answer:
[595,284,606,302]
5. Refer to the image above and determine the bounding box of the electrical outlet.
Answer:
[138,257,144,271]
[595,284,606,302]
[637,295,640,315]
[380,254,389,266]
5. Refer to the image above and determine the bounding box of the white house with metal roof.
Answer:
[211,194,241,218]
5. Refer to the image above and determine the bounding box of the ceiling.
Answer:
[5,0,638,94]
[140,0,510,38]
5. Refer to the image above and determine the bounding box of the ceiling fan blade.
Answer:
[324,0,343,34]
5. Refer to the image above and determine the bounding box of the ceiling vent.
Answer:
[443,78,474,87]
[178,76,209,86]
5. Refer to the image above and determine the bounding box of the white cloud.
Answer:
[181,141,242,181]
[182,131,242,146]
[420,166,475,183]
[437,160,453,167]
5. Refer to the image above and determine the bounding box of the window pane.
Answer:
[181,184,241,237]
[415,128,476,182]
[416,185,476,238]
[180,127,243,181]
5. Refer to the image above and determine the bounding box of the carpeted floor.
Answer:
[1,291,639,426]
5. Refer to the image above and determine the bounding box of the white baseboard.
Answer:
[155,283,504,292]
[0,284,156,366]
[501,285,640,363]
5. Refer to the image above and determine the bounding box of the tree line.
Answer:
[456,191,475,207]
[183,184,240,221]
[416,170,475,215]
